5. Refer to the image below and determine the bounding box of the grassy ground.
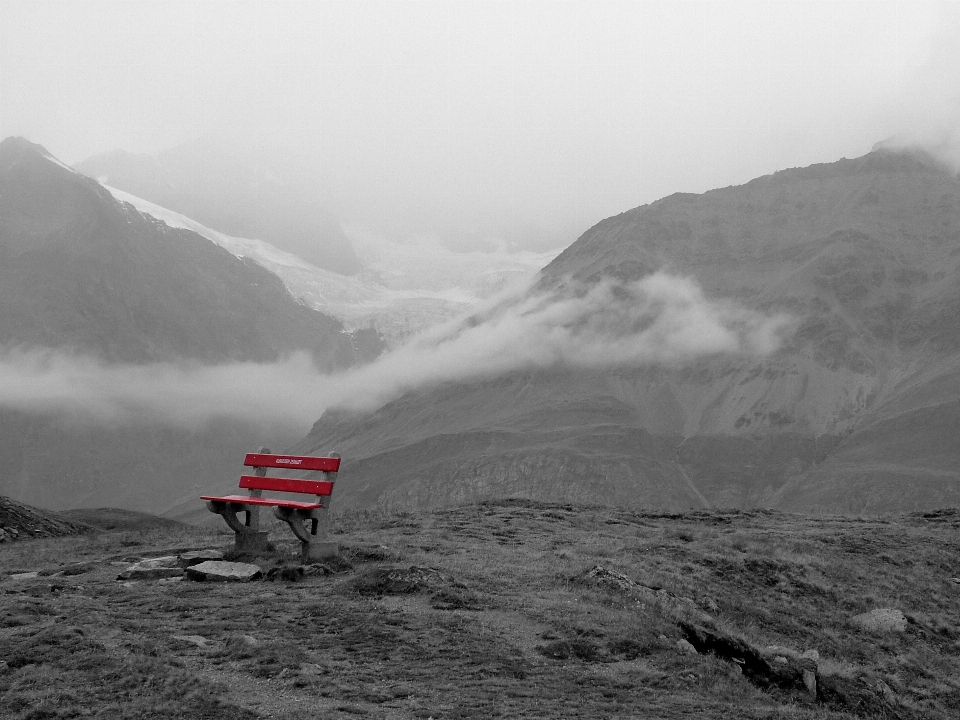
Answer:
[2,500,959,719]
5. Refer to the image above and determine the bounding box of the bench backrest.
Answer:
[244,453,340,473]
[241,453,340,497]
[239,475,334,496]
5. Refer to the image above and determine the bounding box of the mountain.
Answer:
[75,137,360,275]
[1,137,356,365]
[0,137,361,512]
[101,184,557,344]
[292,148,960,514]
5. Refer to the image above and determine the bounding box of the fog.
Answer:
[0,273,790,429]
[1,1,955,247]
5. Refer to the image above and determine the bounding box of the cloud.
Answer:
[0,272,791,428]
[875,4,960,171]
[0,347,329,429]
[331,272,790,412]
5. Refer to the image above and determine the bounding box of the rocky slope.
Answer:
[0,495,90,543]
[294,148,960,514]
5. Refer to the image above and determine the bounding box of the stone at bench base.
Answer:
[302,540,338,563]
[235,530,271,552]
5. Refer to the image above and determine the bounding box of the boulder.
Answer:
[185,560,263,582]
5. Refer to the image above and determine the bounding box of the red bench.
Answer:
[202,448,341,561]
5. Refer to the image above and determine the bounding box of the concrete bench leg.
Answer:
[206,501,271,552]
[273,506,338,562]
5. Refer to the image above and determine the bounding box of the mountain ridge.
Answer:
[287,147,960,515]
[75,138,360,275]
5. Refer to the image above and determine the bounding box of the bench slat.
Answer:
[244,453,340,472]
[238,475,334,496]
[201,494,323,510]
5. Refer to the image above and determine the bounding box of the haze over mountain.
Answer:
[0,137,365,511]
[76,137,360,275]
[292,147,960,516]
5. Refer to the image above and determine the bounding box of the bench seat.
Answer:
[200,494,323,510]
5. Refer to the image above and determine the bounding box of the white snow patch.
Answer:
[42,151,80,175]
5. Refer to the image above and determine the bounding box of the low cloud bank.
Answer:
[0,273,791,429]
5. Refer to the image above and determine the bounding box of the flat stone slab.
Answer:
[9,572,39,580]
[851,608,907,633]
[117,556,184,580]
[117,566,184,581]
[178,549,224,568]
[134,556,179,569]
[185,561,263,582]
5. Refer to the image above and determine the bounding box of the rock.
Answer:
[135,556,179,568]
[10,571,39,580]
[765,645,798,660]
[185,560,263,582]
[680,621,815,696]
[858,676,896,703]
[801,649,820,663]
[576,565,640,592]
[177,549,224,568]
[266,565,305,582]
[875,679,896,702]
[304,563,334,576]
[117,556,184,580]
[172,634,213,648]
[0,660,8,673]
[117,567,184,580]
[773,655,789,664]
[677,639,698,654]
[851,608,907,633]
[699,596,721,614]
[803,669,817,696]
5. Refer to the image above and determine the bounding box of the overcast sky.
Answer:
[2,1,957,245]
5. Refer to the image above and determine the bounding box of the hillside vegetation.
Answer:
[2,499,959,718]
